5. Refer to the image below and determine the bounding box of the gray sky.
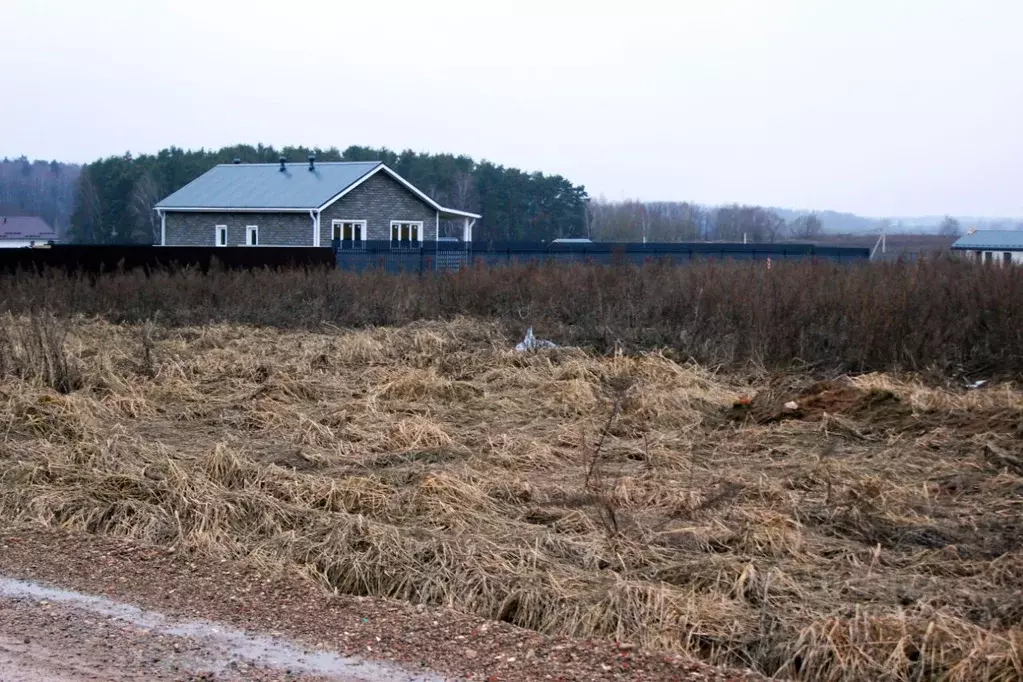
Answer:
[5,0,1022,217]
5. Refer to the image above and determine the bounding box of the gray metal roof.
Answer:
[155,162,382,210]
[951,231,1023,251]
[0,215,55,240]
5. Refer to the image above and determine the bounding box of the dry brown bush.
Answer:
[0,316,1020,680]
[1,257,1020,375]
[0,312,83,393]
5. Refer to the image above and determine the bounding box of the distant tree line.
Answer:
[586,198,825,243]
[0,157,81,234]
[67,145,589,244]
[8,145,998,246]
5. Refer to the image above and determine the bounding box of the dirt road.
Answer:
[0,577,436,681]
[0,528,766,681]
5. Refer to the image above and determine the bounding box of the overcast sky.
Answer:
[4,0,1022,217]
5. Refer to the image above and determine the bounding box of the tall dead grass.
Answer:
[0,316,1020,680]
[1,257,1021,374]
[0,312,82,393]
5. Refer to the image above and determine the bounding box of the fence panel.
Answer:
[0,241,869,278]
[331,240,870,272]
[0,245,335,275]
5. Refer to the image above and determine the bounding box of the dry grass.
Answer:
[0,315,1021,681]
[5,257,1023,375]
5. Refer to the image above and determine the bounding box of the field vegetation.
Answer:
[0,260,1021,680]
[2,257,1022,376]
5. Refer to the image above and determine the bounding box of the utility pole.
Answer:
[870,221,889,260]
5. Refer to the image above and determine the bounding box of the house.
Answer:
[154,157,481,249]
[0,215,57,248]
[951,229,1023,265]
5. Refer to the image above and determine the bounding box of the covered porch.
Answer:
[438,208,480,245]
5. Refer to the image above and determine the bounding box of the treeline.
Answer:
[586,199,825,243]
[0,157,81,233]
[68,145,589,244]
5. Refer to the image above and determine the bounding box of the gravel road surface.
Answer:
[0,527,768,681]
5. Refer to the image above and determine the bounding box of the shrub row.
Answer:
[0,258,1017,376]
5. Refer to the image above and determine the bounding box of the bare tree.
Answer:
[637,202,651,244]
[436,170,478,238]
[0,158,81,235]
[69,171,104,243]
[128,172,161,244]
[451,170,476,210]
[584,198,601,240]
[789,213,824,239]
[937,215,962,237]
[714,205,782,242]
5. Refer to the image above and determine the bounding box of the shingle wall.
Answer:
[164,212,314,246]
[319,172,437,244]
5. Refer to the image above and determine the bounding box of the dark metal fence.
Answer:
[0,245,335,275]
[333,240,871,272]
[0,242,870,277]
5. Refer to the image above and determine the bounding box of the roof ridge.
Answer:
[214,161,382,167]
[156,161,387,210]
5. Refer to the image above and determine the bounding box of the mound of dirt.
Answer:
[729,378,909,425]
[730,377,1023,440]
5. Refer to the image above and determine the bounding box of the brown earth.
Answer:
[0,317,1021,681]
[0,527,763,681]
[0,588,341,682]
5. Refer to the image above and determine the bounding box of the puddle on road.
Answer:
[0,577,445,682]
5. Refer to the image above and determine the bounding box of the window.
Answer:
[1005,252,1013,266]
[984,251,993,264]
[246,225,258,246]
[390,221,422,249]
[332,220,365,249]
[215,225,227,247]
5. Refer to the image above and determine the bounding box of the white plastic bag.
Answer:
[515,327,557,352]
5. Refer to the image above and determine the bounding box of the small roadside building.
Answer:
[0,215,57,248]
[951,230,1023,265]
[154,157,481,249]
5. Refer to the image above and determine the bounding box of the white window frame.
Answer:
[390,221,423,250]
[332,219,366,249]
[215,225,228,247]
[245,225,259,246]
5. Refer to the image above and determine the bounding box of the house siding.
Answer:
[964,249,1023,265]
[319,172,438,245]
[164,212,314,246]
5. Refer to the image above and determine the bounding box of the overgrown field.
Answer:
[2,257,1022,374]
[0,313,1020,681]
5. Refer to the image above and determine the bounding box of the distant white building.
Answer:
[0,215,56,248]
[951,229,1023,265]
